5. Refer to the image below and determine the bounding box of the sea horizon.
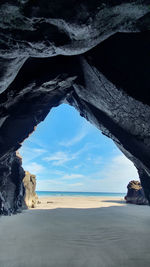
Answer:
[36,191,126,197]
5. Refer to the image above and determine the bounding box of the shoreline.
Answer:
[38,195,125,198]
[36,194,126,197]
[34,196,126,209]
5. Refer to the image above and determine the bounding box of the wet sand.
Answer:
[0,196,150,267]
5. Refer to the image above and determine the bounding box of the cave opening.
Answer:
[19,103,138,202]
[0,1,150,266]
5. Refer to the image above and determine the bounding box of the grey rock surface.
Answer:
[0,151,25,215]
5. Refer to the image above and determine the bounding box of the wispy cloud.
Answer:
[24,162,45,175]
[87,156,102,165]
[24,136,47,150]
[36,179,83,191]
[36,154,138,192]
[59,122,90,147]
[100,154,139,182]
[61,173,84,180]
[60,131,86,147]
[68,183,83,187]
[52,170,65,176]
[43,142,101,167]
[19,146,47,163]
[78,154,139,192]
[43,151,77,166]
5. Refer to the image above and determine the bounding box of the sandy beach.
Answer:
[0,196,150,267]
[35,196,125,209]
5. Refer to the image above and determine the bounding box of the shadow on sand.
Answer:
[102,199,126,204]
[0,204,150,267]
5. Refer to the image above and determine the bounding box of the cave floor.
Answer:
[0,202,150,267]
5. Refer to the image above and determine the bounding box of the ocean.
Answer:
[36,191,126,197]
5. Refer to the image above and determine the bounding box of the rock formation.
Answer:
[0,1,150,214]
[0,151,25,215]
[23,171,38,208]
[125,180,149,205]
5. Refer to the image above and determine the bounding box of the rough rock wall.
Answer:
[0,1,150,214]
[0,152,25,215]
[23,171,38,208]
[125,180,148,205]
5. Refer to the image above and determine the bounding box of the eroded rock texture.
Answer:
[125,180,148,205]
[0,0,150,214]
[0,151,25,215]
[23,171,38,208]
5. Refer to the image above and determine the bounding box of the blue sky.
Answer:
[19,104,138,192]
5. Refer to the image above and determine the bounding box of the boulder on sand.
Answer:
[125,180,148,205]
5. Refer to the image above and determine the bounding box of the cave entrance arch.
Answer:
[19,103,138,203]
[0,32,150,214]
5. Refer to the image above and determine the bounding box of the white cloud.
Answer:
[43,142,100,167]
[35,152,139,193]
[25,136,47,150]
[61,173,84,180]
[80,154,139,193]
[77,142,101,155]
[60,131,87,147]
[19,146,47,164]
[52,170,65,176]
[68,183,83,187]
[43,151,77,166]
[101,154,139,181]
[34,148,46,153]
[59,122,91,147]
[24,162,45,175]
[36,179,83,191]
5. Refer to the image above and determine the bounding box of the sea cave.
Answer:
[0,1,150,266]
[0,0,150,214]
